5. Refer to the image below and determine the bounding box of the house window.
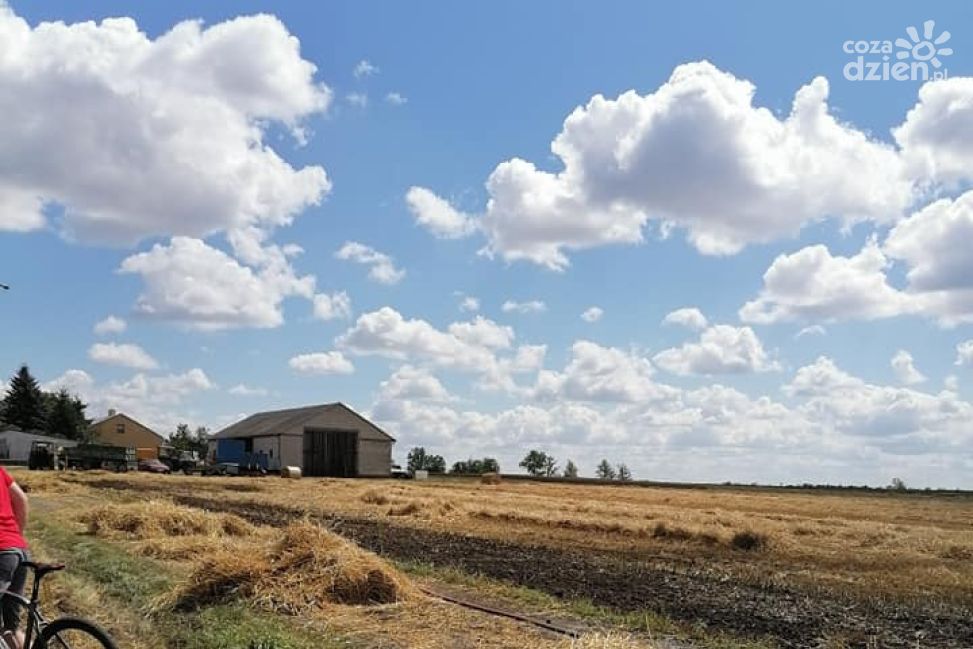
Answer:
[116,423,125,435]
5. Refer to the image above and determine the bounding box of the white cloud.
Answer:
[894,77,973,186]
[795,325,827,339]
[417,61,909,270]
[884,191,973,326]
[88,342,159,370]
[534,341,667,403]
[653,325,778,375]
[944,375,959,392]
[313,291,352,321]
[447,316,514,350]
[740,237,914,324]
[662,307,707,331]
[0,7,331,241]
[228,383,268,397]
[581,306,603,323]
[501,300,546,314]
[346,92,368,108]
[353,59,378,78]
[405,187,477,239]
[119,237,314,330]
[335,241,405,285]
[288,351,354,375]
[385,92,407,105]
[458,296,480,313]
[93,315,127,336]
[377,365,452,402]
[891,350,926,385]
[956,340,973,367]
[43,367,214,433]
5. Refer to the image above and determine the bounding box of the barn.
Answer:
[210,402,394,477]
[0,428,79,463]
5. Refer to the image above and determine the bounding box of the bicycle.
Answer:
[0,560,117,649]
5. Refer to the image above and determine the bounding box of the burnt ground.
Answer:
[82,479,973,649]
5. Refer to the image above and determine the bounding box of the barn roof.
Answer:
[211,402,395,442]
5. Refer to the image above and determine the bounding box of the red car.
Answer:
[138,459,171,474]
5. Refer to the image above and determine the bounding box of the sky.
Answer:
[1,1,972,487]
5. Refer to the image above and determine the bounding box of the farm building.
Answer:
[88,410,165,449]
[211,402,394,477]
[0,428,78,463]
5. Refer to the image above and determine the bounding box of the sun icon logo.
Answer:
[896,20,953,68]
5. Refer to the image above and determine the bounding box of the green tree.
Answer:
[519,449,554,477]
[169,424,209,456]
[563,460,578,478]
[542,454,559,477]
[449,457,498,474]
[43,389,89,440]
[595,459,615,480]
[616,464,632,482]
[1,365,46,431]
[407,447,446,473]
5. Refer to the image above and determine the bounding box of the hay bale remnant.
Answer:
[171,521,413,613]
[80,500,254,540]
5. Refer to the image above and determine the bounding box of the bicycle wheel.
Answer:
[33,617,117,649]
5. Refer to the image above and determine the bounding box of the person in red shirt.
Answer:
[0,467,28,649]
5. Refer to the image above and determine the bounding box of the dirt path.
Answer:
[158,492,971,649]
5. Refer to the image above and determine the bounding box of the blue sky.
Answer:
[2,1,972,487]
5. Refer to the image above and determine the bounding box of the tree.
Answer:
[1,365,46,431]
[519,449,554,477]
[43,389,89,440]
[595,459,616,480]
[616,464,632,482]
[563,460,578,478]
[169,424,209,456]
[407,447,446,473]
[542,454,559,477]
[450,457,498,474]
[888,477,907,491]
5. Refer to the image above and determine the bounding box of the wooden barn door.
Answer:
[303,428,358,477]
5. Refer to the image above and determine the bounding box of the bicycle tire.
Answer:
[33,617,118,649]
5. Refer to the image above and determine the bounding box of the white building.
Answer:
[0,428,78,464]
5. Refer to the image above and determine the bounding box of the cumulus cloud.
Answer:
[534,341,668,403]
[377,365,453,402]
[662,307,708,331]
[88,342,159,370]
[385,92,407,105]
[894,77,973,185]
[405,187,477,239]
[415,61,910,269]
[0,7,331,240]
[313,291,352,321]
[956,340,973,366]
[93,315,127,336]
[119,237,314,330]
[228,383,268,397]
[501,300,546,314]
[581,306,603,323]
[353,59,378,78]
[43,367,214,433]
[288,351,354,375]
[447,316,514,350]
[458,296,480,313]
[653,325,778,375]
[739,237,914,324]
[335,242,405,285]
[891,350,927,385]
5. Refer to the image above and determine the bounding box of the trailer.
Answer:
[158,446,203,474]
[65,444,137,472]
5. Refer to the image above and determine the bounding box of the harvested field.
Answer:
[23,470,973,648]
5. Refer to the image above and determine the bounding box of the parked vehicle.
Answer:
[138,458,171,474]
[27,441,64,471]
[390,463,411,479]
[159,446,203,474]
[64,444,137,472]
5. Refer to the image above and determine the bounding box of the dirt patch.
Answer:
[170,494,973,649]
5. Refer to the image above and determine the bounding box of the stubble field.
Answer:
[15,469,973,649]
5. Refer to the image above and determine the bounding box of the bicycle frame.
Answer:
[0,568,55,649]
